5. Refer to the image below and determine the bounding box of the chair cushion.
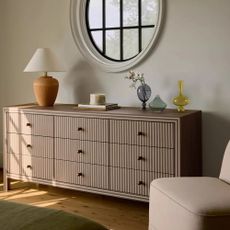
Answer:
[151,177,230,216]
[219,140,230,184]
[149,177,230,230]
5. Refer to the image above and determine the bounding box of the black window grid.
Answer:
[86,0,155,62]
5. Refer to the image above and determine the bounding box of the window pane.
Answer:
[85,0,162,64]
[91,31,103,52]
[142,28,155,50]
[142,0,158,25]
[106,30,120,60]
[123,29,139,60]
[123,0,138,27]
[106,0,120,28]
[88,0,102,29]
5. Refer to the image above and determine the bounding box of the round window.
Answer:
[70,0,164,72]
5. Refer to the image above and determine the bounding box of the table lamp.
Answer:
[24,48,65,106]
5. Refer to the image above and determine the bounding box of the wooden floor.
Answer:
[0,175,149,230]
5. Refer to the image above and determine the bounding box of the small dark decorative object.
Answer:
[125,70,152,110]
[137,84,151,110]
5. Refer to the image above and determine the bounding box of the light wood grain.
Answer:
[0,173,149,230]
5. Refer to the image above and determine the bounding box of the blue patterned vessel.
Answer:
[137,84,151,110]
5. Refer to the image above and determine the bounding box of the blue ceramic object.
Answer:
[137,84,151,110]
[149,95,167,111]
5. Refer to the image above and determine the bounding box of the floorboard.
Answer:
[0,175,149,230]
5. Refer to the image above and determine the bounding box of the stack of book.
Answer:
[77,103,119,111]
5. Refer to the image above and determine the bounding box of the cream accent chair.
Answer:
[149,140,230,230]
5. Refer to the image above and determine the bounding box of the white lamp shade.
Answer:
[24,48,65,73]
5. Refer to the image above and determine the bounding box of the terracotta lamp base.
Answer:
[33,76,59,106]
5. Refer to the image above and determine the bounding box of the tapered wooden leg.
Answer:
[3,177,10,192]
[35,183,40,189]
[7,178,11,190]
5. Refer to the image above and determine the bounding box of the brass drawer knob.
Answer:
[26,144,32,148]
[27,165,32,169]
[77,172,83,177]
[138,181,145,186]
[137,131,144,136]
[77,150,83,154]
[26,123,32,127]
[138,156,144,161]
[78,127,84,131]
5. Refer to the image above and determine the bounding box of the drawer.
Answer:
[55,160,109,189]
[7,153,21,175]
[110,120,175,148]
[110,167,174,196]
[110,144,175,174]
[22,155,53,180]
[7,112,53,136]
[55,138,108,165]
[7,154,53,181]
[55,116,108,142]
[7,133,53,158]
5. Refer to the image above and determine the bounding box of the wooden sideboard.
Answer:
[3,104,202,201]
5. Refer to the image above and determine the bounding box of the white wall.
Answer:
[1,0,230,176]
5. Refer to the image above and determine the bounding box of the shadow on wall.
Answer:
[63,61,102,103]
[202,112,230,177]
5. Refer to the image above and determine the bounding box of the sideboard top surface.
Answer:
[4,103,201,120]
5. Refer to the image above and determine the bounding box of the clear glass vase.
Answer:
[137,83,151,110]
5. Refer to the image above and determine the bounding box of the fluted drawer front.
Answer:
[22,156,53,180]
[7,154,21,175]
[7,112,53,136]
[110,120,175,148]
[8,133,53,158]
[7,154,53,180]
[110,168,174,196]
[110,144,175,174]
[55,138,108,165]
[55,160,109,189]
[55,117,108,142]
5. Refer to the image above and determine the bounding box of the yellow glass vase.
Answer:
[173,80,189,112]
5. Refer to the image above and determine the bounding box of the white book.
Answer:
[77,103,119,111]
